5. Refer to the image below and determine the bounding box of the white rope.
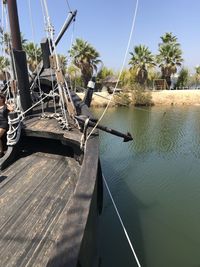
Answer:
[5,7,23,113]
[64,77,76,113]
[40,0,58,114]
[80,117,89,150]
[1,0,4,55]
[3,5,17,103]
[18,84,69,131]
[3,2,20,108]
[0,3,9,93]
[103,174,142,267]
[50,67,58,114]
[19,85,58,117]
[2,5,9,85]
[42,0,72,125]
[7,117,21,146]
[66,17,75,67]
[66,19,75,90]
[42,0,54,39]
[28,0,45,115]
[40,0,53,55]
[1,1,3,32]
[57,83,69,128]
[85,0,139,142]
[40,0,59,115]
[40,0,46,27]
[65,0,72,12]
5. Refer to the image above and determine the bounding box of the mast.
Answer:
[7,0,32,112]
[7,0,22,50]
[55,10,77,46]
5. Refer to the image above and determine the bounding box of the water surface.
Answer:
[93,106,200,267]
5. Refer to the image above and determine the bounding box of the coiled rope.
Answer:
[7,115,21,145]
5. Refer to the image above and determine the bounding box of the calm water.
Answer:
[93,106,200,267]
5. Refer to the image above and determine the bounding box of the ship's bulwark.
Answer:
[0,134,103,267]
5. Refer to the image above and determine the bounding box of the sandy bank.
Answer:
[150,90,200,106]
[77,90,200,107]
[77,92,114,107]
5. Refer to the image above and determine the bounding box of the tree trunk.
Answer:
[82,69,92,88]
[161,74,171,89]
[137,68,147,85]
[161,67,172,89]
[166,76,171,89]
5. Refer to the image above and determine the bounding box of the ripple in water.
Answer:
[95,106,200,267]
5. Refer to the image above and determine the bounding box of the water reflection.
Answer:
[93,106,200,267]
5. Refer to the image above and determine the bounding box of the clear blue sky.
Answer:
[11,0,200,72]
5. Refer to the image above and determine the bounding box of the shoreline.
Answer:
[150,90,200,106]
[78,90,200,107]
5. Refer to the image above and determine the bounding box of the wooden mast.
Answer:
[7,0,22,50]
[7,0,32,112]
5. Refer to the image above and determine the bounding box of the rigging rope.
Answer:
[65,0,72,12]
[66,17,75,90]
[0,3,22,146]
[40,0,48,39]
[43,0,76,116]
[85,0,139,142]
[3,3,18,106]
[28,0,45,115]
[41,0,70,126]
[18,84,58,118]
[40,0,58,114]
[7,115,21,146]
[103,174,142,267]
[1,4,10,86]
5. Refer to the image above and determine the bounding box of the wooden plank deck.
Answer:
[0,151,80,267]
[23,115,81,145]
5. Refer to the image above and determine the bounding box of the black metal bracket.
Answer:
[75,115,133,142]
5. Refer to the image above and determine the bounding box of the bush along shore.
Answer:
[78,89,200,108]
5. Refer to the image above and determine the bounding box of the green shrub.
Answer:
[113,92,131,106]
[132,84,154,106]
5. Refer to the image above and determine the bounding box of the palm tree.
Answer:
[69,38,102,87]
[157,32,183,88]
[0,29,27,54]
[0,31,10,55]
[175,68,189,89]
[23,42,42,72]
[97,66,114,85]
[119,68,137,88]
[58,54,67,74]
[21,33,28,48]
[194,65,200,87]
[0,56,10,81]
[129,45,156,85]
[160,32,179,44]
[66,64,81,88]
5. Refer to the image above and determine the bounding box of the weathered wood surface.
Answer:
[23,116,81,145]
[0,151,80,267]
[0,95,101,266]
[47,129,100,267]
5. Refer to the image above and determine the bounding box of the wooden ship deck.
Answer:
[0,106,103,267]
[0,1,131,265]
[23,111,81,145]
[0,150,80,267]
